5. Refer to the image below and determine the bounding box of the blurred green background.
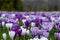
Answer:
[0,0,59,11]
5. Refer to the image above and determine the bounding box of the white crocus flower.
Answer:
[20,26,24,30]
[29,38,33,40]
[58,17,60,20]
[26,16,29,20]
[1,14,6,17]
[9,31,15,40]
[39,37,48,40]
[2,33,6,40]
[2,21,5,27]
[50,16,55,21]
[22,19,26,24]
[26,30,30,35]
[6,23,13,30]
[31,22,35,27]
[21,28,26,35]
[11,14,15,17]
[33,38,39,40]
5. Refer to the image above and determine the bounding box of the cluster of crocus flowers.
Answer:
[0,11,60,40]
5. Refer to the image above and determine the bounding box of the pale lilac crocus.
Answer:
[41,22,54,31]
[30,27,39,35]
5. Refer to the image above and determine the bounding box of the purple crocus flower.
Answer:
[35,18,40,27]
[56,23,60,29]
[41,22,54,31]
[38,30,49,37]
[16,29,22,36]
[30,27,39,35]
[54,32,60,39]
[15,14,22,20]
[25,20,30,27]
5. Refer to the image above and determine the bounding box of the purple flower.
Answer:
[38,30,49,37]
[35,18,40,27]
[25,20,30,27]
[15,14,22,20]
[30,27,39,35]
[11,27,18,32]
[54,33,60,39]
[56,23,60,29]
[16,29,22,36]
[41,22,54,31]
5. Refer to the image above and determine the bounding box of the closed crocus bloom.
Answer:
[2,21,5,27]
[21,28,26,35]
[2,33,6,40]
[6,23,13,30]
[31,22,35,27]
[25,20,30,27]
[56,23,60,29]
[35,18,40,27]
[30,27,39,35]
[40,37,48,40]
[9,31,15,40]
[26,30,30,35]
[54,33,59,38]
[16,29,22,36]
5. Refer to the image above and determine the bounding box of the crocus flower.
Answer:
[16,29,22,36]
[21,28,26,35]
[25,20,30,27]
[1,14,6,17]
[2,33,6,40]
[26,30,30,35]
[41,22,54,31]
[6,23,13,30]
[2,21,5,27]
[56,23,60,29]
[9,31,15,40]
[31,22,35,27]
[39,37,48,40]
[33,38,39,40]
[38,30,49,37]
[30,27,39,35]
[29,38,33,40]
[15,14,22,20]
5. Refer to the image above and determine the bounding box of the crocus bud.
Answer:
[40,37,48,40]
[9,31,15,40]
[26,30,30,35]
[6,23,13,30]
[2,21,5,27]
[2,33,6,40]
[31,22,35,27]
